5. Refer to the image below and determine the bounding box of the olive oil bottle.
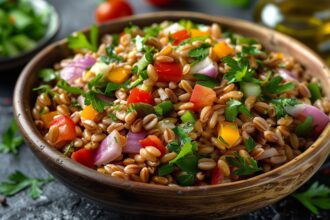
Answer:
[254,0,330,65]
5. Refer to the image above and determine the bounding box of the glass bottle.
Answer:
[254,0,330,65]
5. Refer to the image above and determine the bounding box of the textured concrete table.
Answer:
[0,0,329,219]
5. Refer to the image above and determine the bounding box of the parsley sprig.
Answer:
[0,119,24,155]
[0,171,53,199]
[293,182,330,216]
[270,98,301,119]
[67,25,99,52]
[226,153,261,176]
[263,76,295,95]
[188,43,210,62]
[225,99,250,122]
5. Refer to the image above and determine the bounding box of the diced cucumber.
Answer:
[240,82,261,97]
[180,110,196,124]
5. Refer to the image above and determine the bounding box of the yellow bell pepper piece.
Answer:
[81,105,98,121]
[218,122,240,148]
[191,29,209,38]
[41,111,58,127]
[213,42,234,59]
[83,71,95,82]
[107,67,130,84]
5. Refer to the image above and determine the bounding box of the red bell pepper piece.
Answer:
[155,62,183,83]
[139,135,166,156]
[190,84,216,111]
[171,29,190,45]
[211,166,224,185]
[71,148,95,168]
[127,88,154,105]
[49,115,76,145]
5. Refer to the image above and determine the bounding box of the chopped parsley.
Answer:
[295,116,314,137]
[244,137,256,152]
[222,56,258,84]
[0,171,53,199]
[124,23,139,35]
[63,142,74,157]
[67,25,98,52]
[188,43,210,61]
[100,45,122,64]
[56,80,84,95]
[0,119,24,155]
[225,99,250,122]
[143,24,161,38]
[263,76,295,94]
[270,98,301,119]
[38,69,57,82]
[83,91,112,112]
[292,182,330,216]
[32,85,55,95]
[226,153,262,176]
[193,74,218,88]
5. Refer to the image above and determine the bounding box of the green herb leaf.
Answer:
[225,99,250,122]
[295,116,314,137]
[0,171,53,199]
[56,80,83,94]
[38,68,57,82]
[172,126,192,144]
[193,73,218,88]
[154,101,173,116]
[226,153,261,176]
[308,83,322,103]
[111,34,120,46]
[188,43,210,61]
[169,142,197,164]
[63,142,74,157]
[176,173,195,186]
[263,76,295,94]
[104,81,128,97]
[158,164,174,176]
[222,56,256,84]
[124,24,139,35]
[67,25,99,52]
[178,19,196,29]
[100,45,122,64]
[175,154,198,174]
[167,140,181,154]
[270,98,301,119]
[244,137,255,152]
[32,85,55,95]
[179,36,208,46]
[83,91,111,112]
[143,24,161,38]
[108,113,118,122]
[0,119,24,155]
[292,182,330,215]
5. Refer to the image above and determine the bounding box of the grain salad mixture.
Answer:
[32,20,330,186]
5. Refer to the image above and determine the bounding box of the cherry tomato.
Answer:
[171,29,190,46]
[139,135,166,156]
[49,115,76,146]
[95,0,133,24]
[190,84,216,111]
[154,62,183,82]
[211,166,224,185]
[71,148,95,168]
[145,0,173,6]
[127,88,154,105]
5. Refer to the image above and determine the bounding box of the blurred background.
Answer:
[0,0,329,219]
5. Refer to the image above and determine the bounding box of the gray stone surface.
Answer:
[0,0,329,219]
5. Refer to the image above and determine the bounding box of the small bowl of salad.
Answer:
[0,0,60,71]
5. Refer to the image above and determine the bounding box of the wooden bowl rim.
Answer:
[14,11,330,194]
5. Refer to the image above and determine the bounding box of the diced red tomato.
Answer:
[211,166,224,185]
[190,84,216,111]
[127,88,154,105]
[71,148,95,168]
[154,62,183,82]
[49,115,76,145]
[139,135,166,156]
[171,29,190,45]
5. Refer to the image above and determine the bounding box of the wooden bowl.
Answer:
[13,12,330,218]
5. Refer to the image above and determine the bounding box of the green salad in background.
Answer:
[0,0,48,58]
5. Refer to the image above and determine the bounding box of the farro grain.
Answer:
[198,158,216,170]
[200,106,213,123]
[156,55,174,63]
[107,122,124,133]
[218,159,230,177]
[142,114,158,130]
[160,152,177,163]
[253,117,269,132]
[140,167,149,183]
[124,164,140,175]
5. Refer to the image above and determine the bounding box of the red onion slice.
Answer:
[94,130,124,166]
[191,57,218,78]
[124,131,147,154]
